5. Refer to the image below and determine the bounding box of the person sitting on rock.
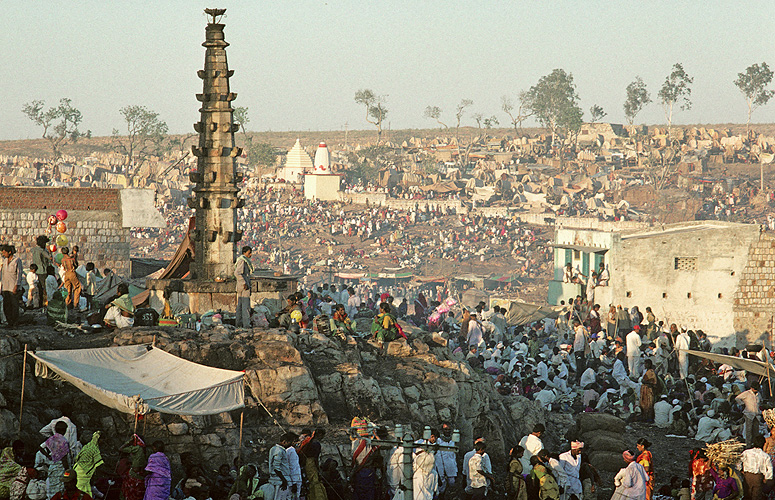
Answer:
[275,294,302,329]
[329,304,354,338]
[371,302,400,342]
[104,294,135,329]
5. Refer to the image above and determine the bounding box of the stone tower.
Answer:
[188,8,243,280]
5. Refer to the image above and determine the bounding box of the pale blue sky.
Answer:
[4,1,775,141]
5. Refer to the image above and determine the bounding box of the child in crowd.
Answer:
[26,263,40,309]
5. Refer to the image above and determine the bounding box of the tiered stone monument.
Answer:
[189,7,243,280]
[146,9,296,315]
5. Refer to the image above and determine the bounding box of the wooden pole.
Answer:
[238,411,244,464]
[133,410,138,435]
[18,345,27,435]
[152,335,156,348]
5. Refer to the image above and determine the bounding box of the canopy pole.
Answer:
[238,411,244,464]
[143,413,147,435]
[18,345,27,435]
[152,336,156,348]
[134,409,138,435]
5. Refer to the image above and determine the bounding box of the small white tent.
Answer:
[31,345,244,416]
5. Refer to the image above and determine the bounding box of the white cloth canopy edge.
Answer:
[30,345,245,416]
[679,348,775,378]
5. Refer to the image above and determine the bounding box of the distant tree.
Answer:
[501,93,533,137]
[734,62,775,137]
[658,63,693,137]
[423,106,448,129]
[22,98,83,161]
[483,116,499,129]
[589,105,607,123]
[112,105,169,170]
[247,142,276,169]
[354,89,388,143]
[233,106,250,145]
[454,99,473,144]
[524,69,583,149]
[472,112,484,129]
[623,76,652,128]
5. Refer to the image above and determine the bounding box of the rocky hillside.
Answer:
[0,325,567,477]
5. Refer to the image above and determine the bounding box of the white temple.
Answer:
[279,139,313,183]
[304,142,341,201]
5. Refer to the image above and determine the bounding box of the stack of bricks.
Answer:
[733,233,775,345]
[0,187,130,277]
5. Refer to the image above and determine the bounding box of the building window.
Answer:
[674,257,697,271]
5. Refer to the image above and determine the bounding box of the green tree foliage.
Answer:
[345,145,391,184]
[734,62,775,136]
[524,69,583,148]
[483,116,499,129]
[247,141,276,169]
[112,105,169,169]
[354,89,388,143]
[589,105,607,123]
[22,98,83,161]
[233,106,250,145]
[658,63,693,136]
[423,106,448,129]
[623,76,652,127]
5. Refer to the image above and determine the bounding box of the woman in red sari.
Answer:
[636,438,654,500]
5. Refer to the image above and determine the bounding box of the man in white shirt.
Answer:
[264,434,291,500]
[736,382,761,445]
[285,434,301,500]
[695,410,732,443]
[626,326,643,378]
[39,405,81,464]
[346,288,361,317]
[675,329,690,379]
[739,435,773,500]
[435,425,458,498]
[559,442,584,500]
[534,381,556,409]
[653,395,674,428]
[518,424,545,473]
[463,438,492,489]
[468,442,493,500]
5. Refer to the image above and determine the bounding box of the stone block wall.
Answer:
[734,233,775,346]
[0,187,130,276]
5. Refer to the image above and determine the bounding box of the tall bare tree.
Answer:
[22,98,83,161]
[112,105,169,171]
[354,89,388,143]
[501,93,533,138]
[423,106,448,129]
[658,63,693,138]
[734,62,775,138]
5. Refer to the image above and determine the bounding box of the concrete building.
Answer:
[548,220,766,347]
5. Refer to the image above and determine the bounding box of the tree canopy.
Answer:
[524,69,583,148]
[354,89,388,143]
[112,105,169,170]
[734,62,775,136]
[22,98,83,161]
[623,76,651,127]
[658,63,693,135]
[423,106,448,129]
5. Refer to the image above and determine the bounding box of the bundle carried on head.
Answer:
[763,408,775,429]
[704,439,745,469]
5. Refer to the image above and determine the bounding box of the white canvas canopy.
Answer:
[30,345,244,416]
[680,349,775,378]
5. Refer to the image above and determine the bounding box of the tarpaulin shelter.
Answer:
[504,300,562,326]
[30,345,245,415]
[680,349,775,378]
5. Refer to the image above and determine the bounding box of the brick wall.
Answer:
[0,187,120,211]
[734,234,775,346]
[0,187,129,276]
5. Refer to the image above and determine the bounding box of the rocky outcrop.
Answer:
[3,325,552,475]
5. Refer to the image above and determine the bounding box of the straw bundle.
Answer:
[705,439,745,469]
[763,408,775,429]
